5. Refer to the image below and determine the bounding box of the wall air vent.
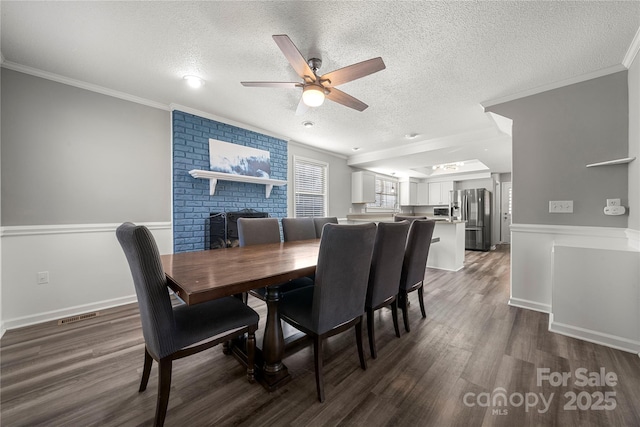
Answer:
[57,312,99,325]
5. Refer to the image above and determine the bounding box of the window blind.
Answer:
[368,176,397,209]
[294,157,327,217]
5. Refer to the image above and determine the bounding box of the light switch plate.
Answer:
[549,200,573,213]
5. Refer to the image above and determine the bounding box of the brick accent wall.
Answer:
[172,110,287,252]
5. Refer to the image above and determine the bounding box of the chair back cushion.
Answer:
[282,217,317,241]
[312,223,376,334]
[400,220,436,291]
[313,217,339,238]
[237,217,281,246]
[116,223,176,359]
[366,221,411,307]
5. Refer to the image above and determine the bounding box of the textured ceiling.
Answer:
[2,1,639,178]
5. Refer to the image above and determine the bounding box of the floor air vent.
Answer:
[57,312,99,325]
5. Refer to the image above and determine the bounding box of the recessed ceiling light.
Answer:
[432,162,464,171]
[405,133,418,139]
[352,147,361,151]
[183,75,205,89]
[302,121,314,128]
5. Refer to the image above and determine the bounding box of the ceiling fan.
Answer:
[241,35,385,114]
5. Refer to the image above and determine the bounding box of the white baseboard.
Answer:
[508,297,551,314]
[549,315,640,356]
[2,295,137,331]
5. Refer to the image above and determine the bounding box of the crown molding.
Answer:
[1,61,170,111]
[288,140,347,160]
[169,103,291,143]
[481,64,627,108]
[171,104,346,159]
[623,26,640,68]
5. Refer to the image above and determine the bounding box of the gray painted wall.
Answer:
[629,55,639,231]
[287,142,352,218]
[1,69,171,226]
[487,71,629,227]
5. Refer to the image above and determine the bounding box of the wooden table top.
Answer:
[160,239,320,305]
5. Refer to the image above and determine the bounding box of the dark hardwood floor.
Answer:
[2,245,639,426]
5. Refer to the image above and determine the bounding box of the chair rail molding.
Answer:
[1,221,171,237]
[188,169,287,198]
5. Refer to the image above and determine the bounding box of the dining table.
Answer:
[160,238,321,391]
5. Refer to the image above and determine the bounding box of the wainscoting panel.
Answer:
[511,223,639,354]
[551,245,640,354]
[0,222,172,330]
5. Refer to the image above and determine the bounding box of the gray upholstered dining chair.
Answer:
[237,217,313,300]
[278,223,377,402]
[237,217,281,246]
[365,220,411,358]
[312,216,338,238]
[398,219,436,332]
[282,217,317,241]
[116,223,259,427]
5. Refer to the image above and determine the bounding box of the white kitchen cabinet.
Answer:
[441,181,454,202]
[428,181,454,205]
[428,182,442,205]
[351,171,376,203]
[416,182,429,205]
[400,181,417,206]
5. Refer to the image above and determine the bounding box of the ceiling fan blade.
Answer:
[241,82,301,88]
[320,57,386,87]
[272,35,316,82]
[325,88,368,112]
[295,97,311,116]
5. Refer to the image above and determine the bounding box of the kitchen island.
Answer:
[344,215,465,271]
[427,220,465,271]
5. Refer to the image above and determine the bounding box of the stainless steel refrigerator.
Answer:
[451,188,492,251]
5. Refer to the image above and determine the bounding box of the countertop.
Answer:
[344,214,465,224]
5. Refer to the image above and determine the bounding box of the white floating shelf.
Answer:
[189,170,287,198]
[585,157,636,168]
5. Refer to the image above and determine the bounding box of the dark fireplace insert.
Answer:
[209,209,268,249]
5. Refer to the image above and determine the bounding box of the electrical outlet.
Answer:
[549,200,573,213]
[37,271,49,285]
[606,199,621,207]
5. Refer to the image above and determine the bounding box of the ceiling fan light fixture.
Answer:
[302,84,325,107]
[183,75,205,89]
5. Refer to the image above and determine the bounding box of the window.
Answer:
[293,156,328,217]
[367,176,397,210]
